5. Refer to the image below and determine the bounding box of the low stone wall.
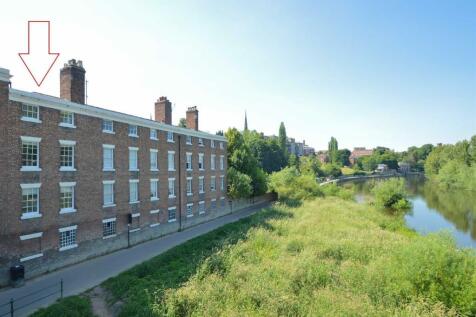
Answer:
[0,194,275,288]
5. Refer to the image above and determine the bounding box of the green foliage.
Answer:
[227,167,252,199]
[299,155,321,176]
[328,137,339,163]
[178,118,187,128]
[245,130,287,173]
[321,163,342,178]
[356,147,400,171]
[337,149,351,166]
[95,198,476,316]
[320,183,354,200]
[268,167,323,202]
[278,122,288,158]
[402,144,434,171]
[31,296,94,317]
[424,135,476,191]
[225,128,268,196]
[371,178,411,210]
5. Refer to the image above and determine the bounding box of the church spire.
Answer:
[244,111,248,131]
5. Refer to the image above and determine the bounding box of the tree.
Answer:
[278,122,288,157]
[328,137,339,164]
[178,118,187,128]
[216,130,224,136]
[300,155,321,176]
[227,167,252,199]
[338,149,351,166]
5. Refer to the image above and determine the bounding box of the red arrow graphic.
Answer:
[18,21,60,87]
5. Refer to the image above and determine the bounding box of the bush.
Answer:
[268,167,322,202]
[321,163,342,178]
[227,167,252,199]
[371,178,411,210]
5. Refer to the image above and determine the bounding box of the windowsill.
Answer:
[128,134,139,138]
[129,169,139,172]
[167,140,175,143]
[199,144,204,147]
[150,223,160,228]
[186,168,192,172]
[59,208,77,214]
[168,169,176,172]
[102,130,115,134]
[151,198,159,202]
[103,234,117,240]
[103,204,116,208]
[186,143,192,145]
[21,117,42,124]
[103,169,115,172]
[60,167,76,172]
[168,219,177,223]
[211,189,216,192]
[150,137,158,141]
[150,169,159,172]
[20,167,42,172]
[199,211,205,215]
[168,195,176,199]
[199,168,204,171]
[59,123,76,128]
[129,201,140,205]
[187,193,193,196]
[129,228,141,233]
[199,191,205,194]
[21,212,42,220]
[187,214,194,218]
[20,253,43,262]
[59,244,78,252]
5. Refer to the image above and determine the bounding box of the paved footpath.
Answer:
[0,202,271,317]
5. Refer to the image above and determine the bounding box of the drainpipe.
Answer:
[177,134,183,231]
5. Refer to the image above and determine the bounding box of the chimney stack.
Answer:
[186,106,199,131]
[0,68,12,104]
[60,59,86,104]
[155,97,172,124]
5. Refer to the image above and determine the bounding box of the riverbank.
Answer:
[319,171,423,186]
[33,197,476,316]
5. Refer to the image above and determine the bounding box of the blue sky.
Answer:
[1,0,475,151]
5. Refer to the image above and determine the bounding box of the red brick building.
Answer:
[0,60,229,286]
[349,147,373,165]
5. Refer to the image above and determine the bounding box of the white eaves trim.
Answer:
[10,89,227,142]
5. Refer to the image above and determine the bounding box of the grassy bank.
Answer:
[33,196,476,316]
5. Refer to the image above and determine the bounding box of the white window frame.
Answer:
[220,155,225,170]
[211,140,215,148]
[220,175,225,191]
[150,179,159,201]
[211,154,216,170]
[102,217,117,239]
[220,142,224,150]
[129,147,139,171]
[186,177,193,196]
[186,135,192,145]
[103,144,115,171]
[150,128,158,140]
[186,152,192,171]
[168,151,176,171]
[102,120,115,134]
[199,176,205,194]
[19,232,44,262]
[59,140,76,171]
[102,180,115,208]
[168,178,176,198]
[168,207,177,222]
[198,153,204,170]
[129,179,140,204]
[211,176,216,191]
[199,201,205,214]
[150,149,159,171]
[150,209,160,227]
[20,136,42,172]
[20,183,42,220]
[198,138,204,146]
[128,125,139,137]
[21,104,41,123]
[59,182,77,214]
[167,131,174,143]
[59,225,78,251]
[211,198,217,210]
[59,111,75,128]
[186,203,194,218]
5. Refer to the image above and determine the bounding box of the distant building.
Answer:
[303,144,315,156]
[317,151,329,164]
[376,164,389,173]
[287,138,304,157]
[349,147,373,165]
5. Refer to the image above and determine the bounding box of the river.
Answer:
[348,176,476,249]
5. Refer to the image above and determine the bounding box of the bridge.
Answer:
[319,172,422,186]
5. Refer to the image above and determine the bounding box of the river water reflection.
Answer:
[349,176,476,248]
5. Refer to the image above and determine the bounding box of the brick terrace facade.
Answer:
[0,61,229,286]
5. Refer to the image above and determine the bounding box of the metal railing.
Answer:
[0,279,63,317]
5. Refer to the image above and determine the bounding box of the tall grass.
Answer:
[101,198,476,316]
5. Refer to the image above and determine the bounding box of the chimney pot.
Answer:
[186,106,199,131]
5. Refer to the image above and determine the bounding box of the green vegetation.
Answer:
[268,167,322,203]
[31,296,94,317]
[425,135,476,191]
[401,144,434,171]
[356,146,400,171]
[371,178,411,211]
[101,199,475,316]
